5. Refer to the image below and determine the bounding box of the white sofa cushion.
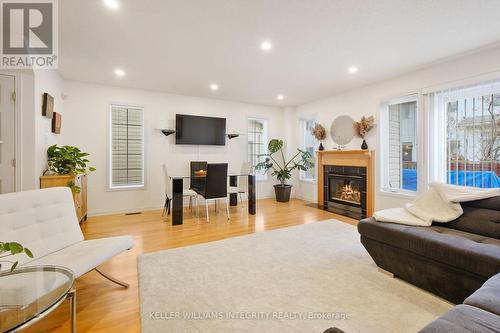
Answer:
[0,187,84,266]
[26,236,134,277]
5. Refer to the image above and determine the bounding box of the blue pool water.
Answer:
[402,169,500,191]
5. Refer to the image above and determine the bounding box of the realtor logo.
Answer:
[1,0,58,69]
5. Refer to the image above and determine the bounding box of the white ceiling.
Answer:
[59,0,500,106]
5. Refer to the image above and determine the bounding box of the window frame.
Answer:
[247,117,269,181]
[299,118,317,182]
[428,81,500,189]
[107,104,146,191]
[379,94,423,198]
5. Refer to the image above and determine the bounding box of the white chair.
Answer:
[162,164,198,216]
[0,187,133,287]
[228,162,251,204]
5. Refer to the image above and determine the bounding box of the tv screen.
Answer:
[175,114,226,145]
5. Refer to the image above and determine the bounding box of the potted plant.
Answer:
[311,123,326,151]
[44,145,96,192]
[256,139,314,202]
[353,116,375,150]
[0,242,33,272]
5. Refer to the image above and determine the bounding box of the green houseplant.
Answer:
[44,145,95,192]
[255,139,314,202]
[0,242,33,272]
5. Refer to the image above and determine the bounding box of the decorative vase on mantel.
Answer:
[318,142,325,151]
[361,139,368,150]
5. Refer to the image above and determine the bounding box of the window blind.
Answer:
[430,80,500,188]
[247,118,268,180]
[110,106,144,188]
[300,119,316,181]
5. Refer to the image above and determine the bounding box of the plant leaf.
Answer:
[24,248,34,258]
[10,261,18,272]
[268,139,284,154]
[8,242,23,255]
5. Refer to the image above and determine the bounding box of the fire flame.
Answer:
[337,183,361,203]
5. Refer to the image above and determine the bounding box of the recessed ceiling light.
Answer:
[348,66,359,74]
[277,94,284,101]
[104,0,120,10]
[210,83,219,91]
[260,40,273,52]
[114,68,125,77]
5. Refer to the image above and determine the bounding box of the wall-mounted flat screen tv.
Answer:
[175,114,226,145]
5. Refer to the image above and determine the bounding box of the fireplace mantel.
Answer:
[317,150,374,217]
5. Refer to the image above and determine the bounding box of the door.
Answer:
[0,75,16,194]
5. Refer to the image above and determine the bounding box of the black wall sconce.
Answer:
[161,129,175,136]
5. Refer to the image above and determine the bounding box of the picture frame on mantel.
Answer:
[42,93,54,118]
[52,112,61,134]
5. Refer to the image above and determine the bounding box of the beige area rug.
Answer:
[138,220,452,333]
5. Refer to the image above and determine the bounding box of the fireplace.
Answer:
[329,174,362,205]
[323,165,367,219]
[317,151,373,218]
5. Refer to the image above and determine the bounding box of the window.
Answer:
[109,105,144,189]
[380,95,418,193]
[431,81,500,189]
[300,119,316,181]
[247,118,268,180]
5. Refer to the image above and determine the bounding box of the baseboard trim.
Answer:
[87,196,278,217]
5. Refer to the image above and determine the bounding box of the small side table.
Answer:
[0,266,76,333]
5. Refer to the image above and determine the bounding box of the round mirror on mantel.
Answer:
[330,115,355,146]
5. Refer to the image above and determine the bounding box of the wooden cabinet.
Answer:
[40,174,88,223]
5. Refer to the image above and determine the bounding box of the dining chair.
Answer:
[162,164,198,216]
[190,161,207,193]
[228,162,251,204]
[198,163,229,222]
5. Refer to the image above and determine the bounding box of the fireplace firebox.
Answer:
[323,166,367,219]
[329,174,362,205]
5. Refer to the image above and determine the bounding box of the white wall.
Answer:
[33,70,65,179]
[60,81,285,215]
[24,45,500,215]
[291,45,500,210]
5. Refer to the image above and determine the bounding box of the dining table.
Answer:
[169,174,256,225]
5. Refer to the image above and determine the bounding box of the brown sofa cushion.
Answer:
[419,304,500,333]
[436,197,500,239]
[358,218,500,277]
[464,273,500,316]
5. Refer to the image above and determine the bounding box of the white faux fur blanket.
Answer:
[374,182,500,226]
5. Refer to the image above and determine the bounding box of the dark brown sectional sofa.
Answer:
[357,196,500,332]
[420,273,500,332]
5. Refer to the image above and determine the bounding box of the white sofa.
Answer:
[0,187,134,286]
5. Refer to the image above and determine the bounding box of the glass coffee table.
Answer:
[0,266,76,333]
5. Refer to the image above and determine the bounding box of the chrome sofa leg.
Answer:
[225,198,230,220]
[377,267,395,278]
[95,268,130,288]
[67,288,76,333]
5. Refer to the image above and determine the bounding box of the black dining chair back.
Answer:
[190,161,207,192]
[204,163,228,199]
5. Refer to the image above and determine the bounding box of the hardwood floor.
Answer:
[25,199,356,333]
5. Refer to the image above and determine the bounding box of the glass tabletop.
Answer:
[0,266,75,332]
